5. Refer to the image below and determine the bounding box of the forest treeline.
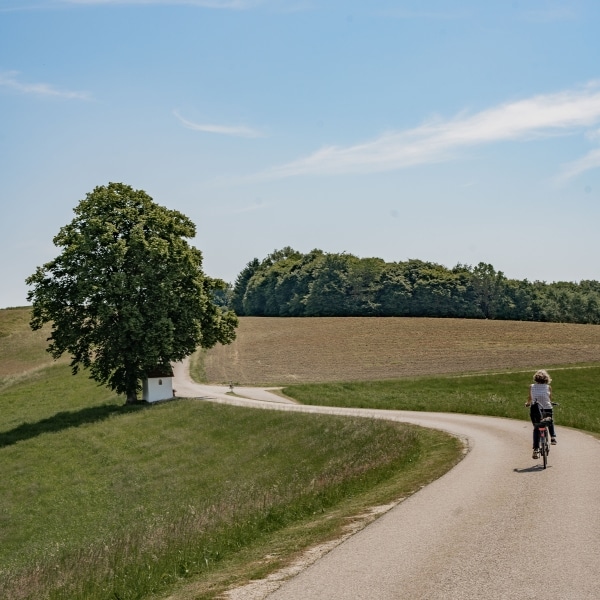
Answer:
[224,247,600,324]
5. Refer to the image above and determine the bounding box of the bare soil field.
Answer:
[201,317,600,385]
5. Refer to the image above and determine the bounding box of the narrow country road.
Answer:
[173,361,600,600]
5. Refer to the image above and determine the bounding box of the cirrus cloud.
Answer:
[174,110,265,138]
[258,84,600,180]
[0,70,91,100]
[556,148,600,182]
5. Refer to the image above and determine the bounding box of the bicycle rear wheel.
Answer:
[542,439,548,469]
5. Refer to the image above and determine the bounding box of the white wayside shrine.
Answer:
[143,366,175,403]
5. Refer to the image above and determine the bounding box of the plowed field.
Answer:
[201,317,600,385]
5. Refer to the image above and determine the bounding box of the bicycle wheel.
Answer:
[542,439,548,469]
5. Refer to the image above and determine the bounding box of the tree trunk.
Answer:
[126,391,138,404]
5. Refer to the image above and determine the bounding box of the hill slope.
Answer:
[199,316,600,385]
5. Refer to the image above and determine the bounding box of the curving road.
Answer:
[173,361,600,600]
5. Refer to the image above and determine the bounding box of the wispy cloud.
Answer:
[555,125,600,182]
[585,127,600,142]
[174,110,265,138]
[0,71,91,100]
[230,200,268,214]
[205,198,269,216]
[257,84,600,180]
[557,148,600,182]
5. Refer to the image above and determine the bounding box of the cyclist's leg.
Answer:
[531,427,540,460]
[543,408,557,440]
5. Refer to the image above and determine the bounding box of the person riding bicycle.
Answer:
[526,369,557,459]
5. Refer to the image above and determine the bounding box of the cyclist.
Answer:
[526,369,557,459]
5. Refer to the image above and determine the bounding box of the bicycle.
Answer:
[531,402,559,469]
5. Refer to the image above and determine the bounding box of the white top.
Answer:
[530,383,552,409]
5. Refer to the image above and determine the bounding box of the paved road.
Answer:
[173,362,600,600]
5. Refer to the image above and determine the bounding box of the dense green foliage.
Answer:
[231,247,600,323]
[26,183,238,403]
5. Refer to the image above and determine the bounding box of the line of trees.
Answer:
[227,247,600,324]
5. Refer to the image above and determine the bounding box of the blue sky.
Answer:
[2,0,600,308]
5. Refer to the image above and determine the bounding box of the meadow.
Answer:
[0,308,458,600]
[1,307,599,599]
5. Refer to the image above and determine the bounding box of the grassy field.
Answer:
[282,366,600,434]
[0,307,68,386]
[2,308,599,599]
[199,316,600,385]
[0,308,460,600]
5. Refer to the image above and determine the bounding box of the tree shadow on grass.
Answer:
[0,403,146,448]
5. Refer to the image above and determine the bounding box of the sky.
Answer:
[2,0,600,308]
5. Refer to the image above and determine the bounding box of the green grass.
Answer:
[6,308,596,600]
[0,361,459,600]
[283,364,600,434]
[0,307,63,385]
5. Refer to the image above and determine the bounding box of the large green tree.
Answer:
[26,183,238,403]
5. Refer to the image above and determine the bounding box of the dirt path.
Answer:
[173,362,600,600]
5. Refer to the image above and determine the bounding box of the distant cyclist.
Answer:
[525,369,557,459]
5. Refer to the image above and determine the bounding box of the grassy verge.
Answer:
[159,427,459,600]
[189,348,208,383]
[282,364,600,434]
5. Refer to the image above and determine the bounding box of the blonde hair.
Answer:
[533,369,551,384]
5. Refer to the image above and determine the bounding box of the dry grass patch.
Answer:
[0,307,65,381]
[201,317,600,385]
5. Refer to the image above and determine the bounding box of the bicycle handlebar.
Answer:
[525,401,561,407]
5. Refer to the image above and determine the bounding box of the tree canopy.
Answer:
[26,183,238,403]
[231,248,600,324]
